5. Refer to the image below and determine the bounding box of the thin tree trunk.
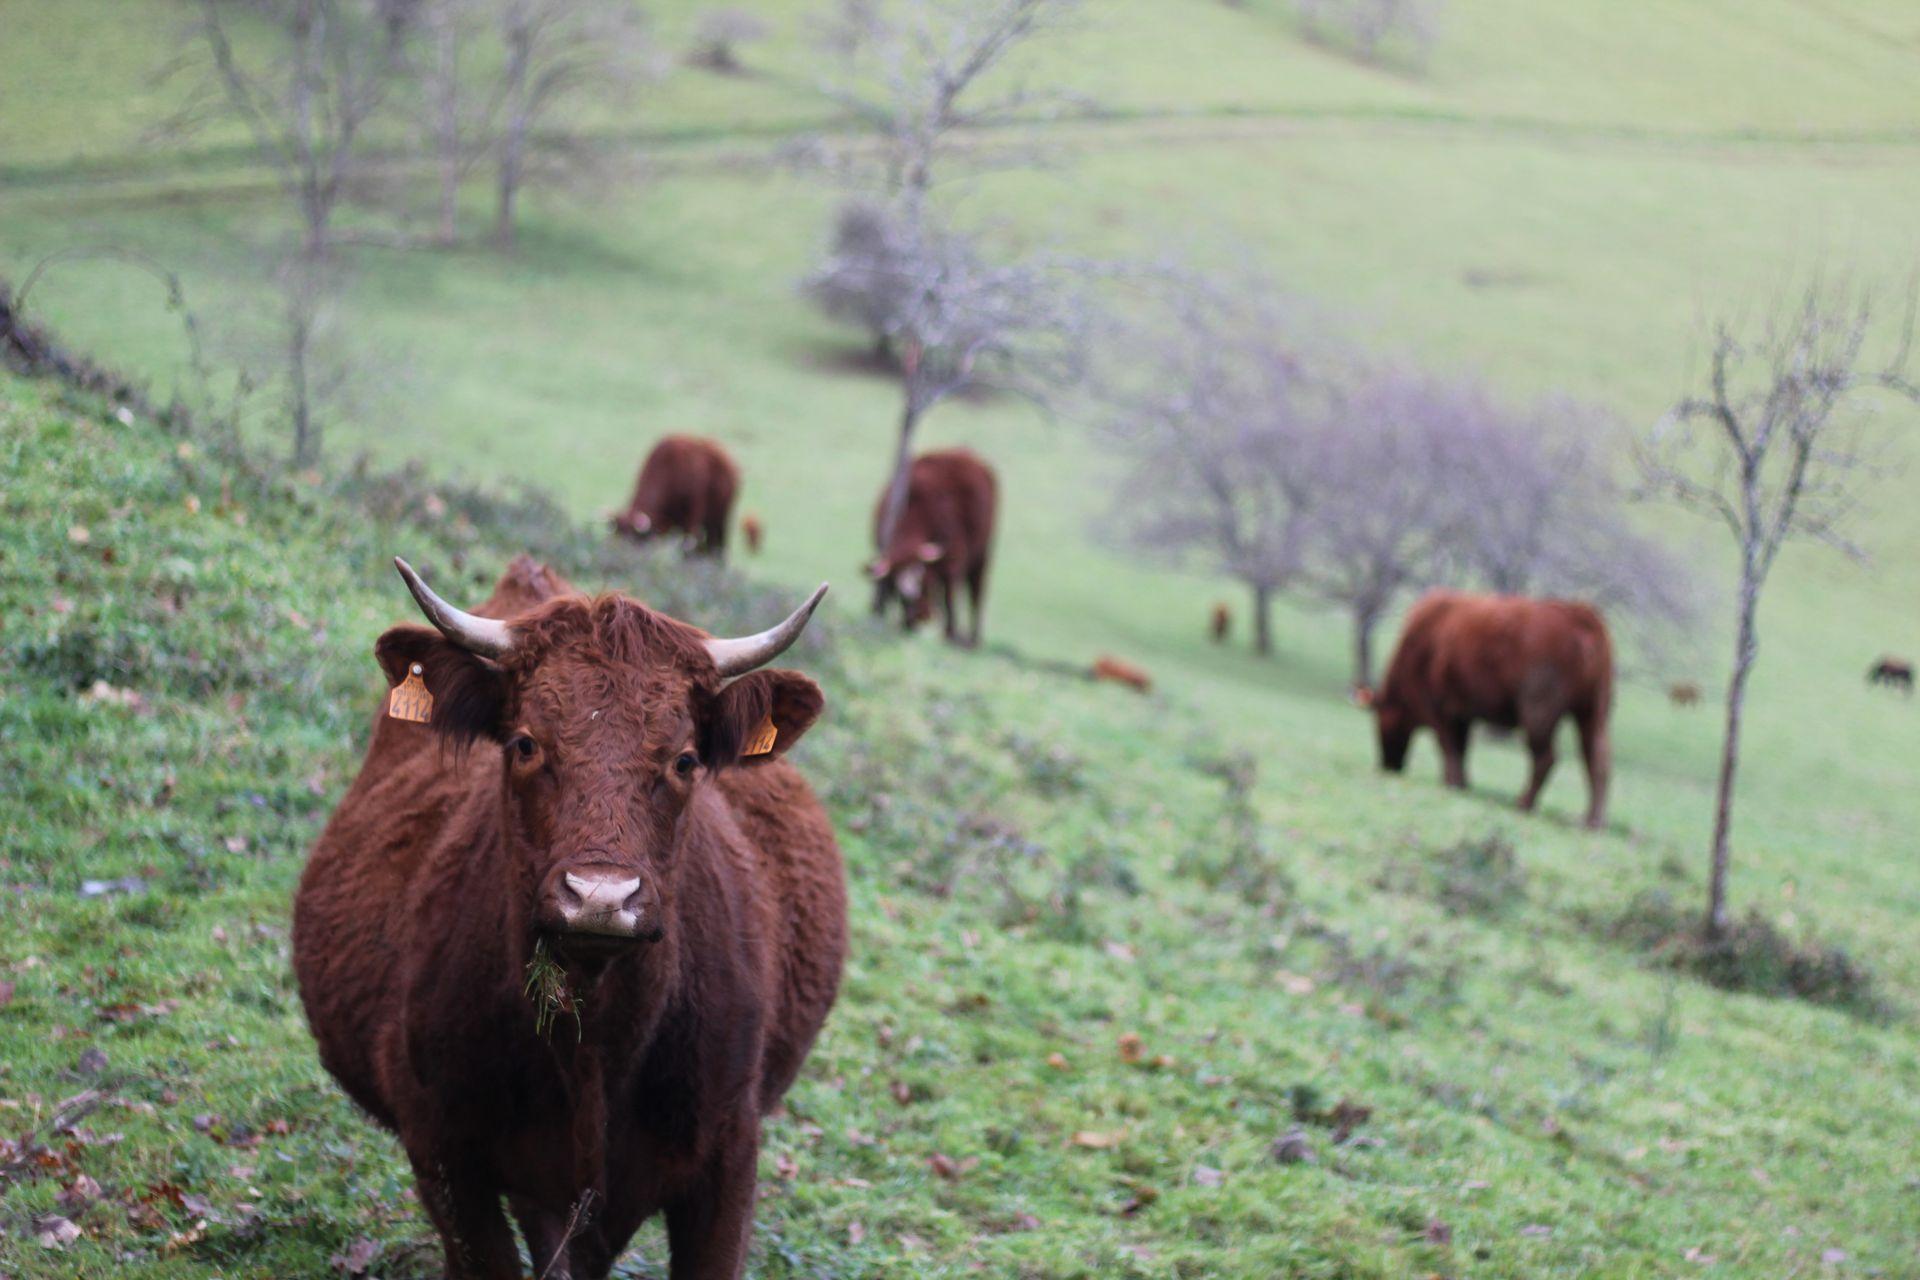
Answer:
[434,16,461,245]
[1251,583,1272,656]
[288,288,316,466]
[1353,609,1376,688]
[1706,569,1760,937]
[495,24,531,249]
[872,399,920,613]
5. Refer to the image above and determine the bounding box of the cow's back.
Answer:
[636,436,738,523]
[1386,591,1611,724]
[886,450,997,569]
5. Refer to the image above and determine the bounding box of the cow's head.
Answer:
[608,508,654,542]
[866,543,942,628]
[376,559,826,958]
[1370,685,1413,773]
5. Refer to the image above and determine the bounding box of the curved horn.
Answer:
[705,583,829,678]
[393,557,515,659]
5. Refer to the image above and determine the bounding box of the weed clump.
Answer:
[1603,889,1888,1020]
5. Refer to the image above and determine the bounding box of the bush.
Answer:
[1602,889,1889,1019]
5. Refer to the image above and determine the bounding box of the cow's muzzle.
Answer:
[538,862,655,943]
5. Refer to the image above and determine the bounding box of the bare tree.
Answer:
[491,0,649,248]
[173,0,402,463]
[410,0,496,244]
[806,204,1097,585]
[813,0,1082,217]
[1637,280,1920,936]
[1097,283,1329,655]
[1300,363,1478,687]
[1296,0,1441,71]
[689,7,770,74]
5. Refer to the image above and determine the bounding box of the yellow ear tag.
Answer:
[387,662,434,724]
[744,712,778,757]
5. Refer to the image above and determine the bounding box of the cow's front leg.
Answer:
[1435,718,1470,789]
[408,1145,521,1280]
[664,1123,761,1280]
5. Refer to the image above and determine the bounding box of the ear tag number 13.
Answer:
[388,663,434,724]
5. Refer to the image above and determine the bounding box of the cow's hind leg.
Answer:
[1518,715,1558,815]
[965,563,987,648]
[1435,718,1470,789]
[1576,709,1610,829]
[938,574,960,646]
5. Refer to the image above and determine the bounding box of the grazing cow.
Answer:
[741,513,763,555]
[610,435,739,559]
[293,557,846,1280]
[869,449,997,648]
[1668,681,1701,707]
[1370,590,1614,829]
[1868,656,1914,694]
[1092,654,1152,693]
[1209,603,1231,644]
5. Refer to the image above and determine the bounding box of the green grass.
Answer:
[4,0,1920,1274]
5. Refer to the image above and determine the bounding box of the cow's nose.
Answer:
[547,866,648,939]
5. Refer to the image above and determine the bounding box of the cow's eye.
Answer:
[674,751,699,778]
[508,734,539,763]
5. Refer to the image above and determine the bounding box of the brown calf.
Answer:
[1372,590,1614,829]
[1209,603,1231,644]
[1092,655,1152,693]
[293,557,845,1280]
[741,513,763,555]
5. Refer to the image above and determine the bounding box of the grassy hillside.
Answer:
[4,367,1918,1279]
[4,0,1920,1274]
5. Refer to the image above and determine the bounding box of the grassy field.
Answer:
[4,0,1920,1275]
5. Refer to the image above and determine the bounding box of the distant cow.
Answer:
[742,512,763,555]
[293,556,845,1280]
[610,435,739,559]
[1868,656,1914,694]
[1210,603,1231,644]
[1668,681,1701,707]
[1370,591,1614,829]
[869,449,997,648]
[1092,655,1152,693]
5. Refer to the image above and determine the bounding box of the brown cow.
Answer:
[869,449,996,648]
[1668,681,1701,707]
[293,557,845,1280]
[610,435,739,559]
[1092,654,1152,693]
[741,513,763,555]
[1209,603,1231,644]
[1370,591,1614,829]
[1868,656,1914,695]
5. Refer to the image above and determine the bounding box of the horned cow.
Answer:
[293,555,846,1280]
[1368,590,1614,829]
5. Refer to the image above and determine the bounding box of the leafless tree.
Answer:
[1296,0,1441,71]
[1096,282,1331,655]
[1637,280,1920,936]
[407,0,496,244]
[172,0,403,463]
[491,0,650,248]
[806,203,1097,584]
[689,7,770,74]
[1300,362,1478,687]
[813,0,1083,216]
[1451,393,1697,630]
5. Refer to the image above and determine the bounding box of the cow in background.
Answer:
[869,449,997,648]
[1668,681,1701,707]
[742,513,763,555]
[1210,603,1231,644]
[1868,656,1914,694]
[294,557,844,1280]
[610,435,739,559]
[1092,655,1152,693]
[1369,591,1614,829]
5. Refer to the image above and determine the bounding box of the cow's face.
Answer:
[609,509,654,543]
[868,543,942,629]
[377,562,826,958]
[1374,695,1413,772]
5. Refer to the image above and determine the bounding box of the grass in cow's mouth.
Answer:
[524,936,584,1041]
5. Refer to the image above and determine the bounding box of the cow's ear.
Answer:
[704,670,824,768]
[374,625,511,747]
